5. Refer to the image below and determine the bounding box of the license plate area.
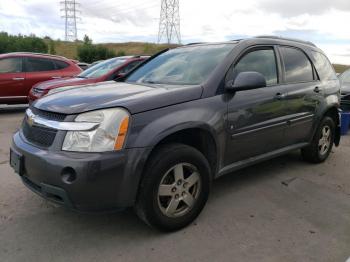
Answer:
[10,149,24,176]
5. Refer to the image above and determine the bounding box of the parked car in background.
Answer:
[339,69,350,99]
[89,60,105,68]
[77,62,90,70]
[28,56,149,102]
[11,37,340,231]
[0,52,82,104]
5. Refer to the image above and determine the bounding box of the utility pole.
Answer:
[60,0,80,41]
[157,0,181,44]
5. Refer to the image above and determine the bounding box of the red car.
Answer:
[0,52,82,104]
[28,56,149,102]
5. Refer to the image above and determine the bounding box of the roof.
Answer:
[0,52,71,61]
[183,36,316,48]
[254,35,317,47]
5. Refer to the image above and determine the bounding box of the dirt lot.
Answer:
[1,106,350,262]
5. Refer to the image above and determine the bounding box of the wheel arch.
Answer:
[321,105,341,146]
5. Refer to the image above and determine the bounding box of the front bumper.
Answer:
[11,132,149,212]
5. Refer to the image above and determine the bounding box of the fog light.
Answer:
[61,167,77,184]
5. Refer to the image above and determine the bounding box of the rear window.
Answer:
[310,51,337,81]
[280,47,314,83]
[26,57,56,72]
[54,60,70,70]
[0,57,22,73]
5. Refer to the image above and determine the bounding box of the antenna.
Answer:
[60,0,81,41]
[157,0,181,44]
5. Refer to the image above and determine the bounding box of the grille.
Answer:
[22,112,60,148]
[30,106,66,121]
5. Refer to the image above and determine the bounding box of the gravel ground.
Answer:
[1,106,350,262]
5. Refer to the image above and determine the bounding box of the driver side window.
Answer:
[231,48,278,86]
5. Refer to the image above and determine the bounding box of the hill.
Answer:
[333,64,350,74]
[49,40,350,74]
[52,40,179,60]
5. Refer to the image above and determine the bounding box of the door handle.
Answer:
[314,86,321,93]
[12,77,24,81]
[275,93,286,100]
[51,76,62,79]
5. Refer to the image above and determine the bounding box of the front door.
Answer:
[0,57,26,103]
[224,47,289,166]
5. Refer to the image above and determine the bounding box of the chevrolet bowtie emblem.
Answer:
[27,114,36,127]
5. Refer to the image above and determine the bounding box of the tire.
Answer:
[135,143,211,231]
[301,116,335,163]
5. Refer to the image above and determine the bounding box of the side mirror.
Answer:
[226,71,267,92]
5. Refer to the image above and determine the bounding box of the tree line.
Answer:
[0,32,116,63]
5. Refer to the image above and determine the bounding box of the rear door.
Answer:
[225,46,289,165]
[0,57,26,103]
[24,57,62,95]
[278,46,321,146]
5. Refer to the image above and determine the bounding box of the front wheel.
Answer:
[301,116,335,163]
[135,144,211,231]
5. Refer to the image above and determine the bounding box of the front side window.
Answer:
[231,48,278,86]
[280,47,314,83]
[126,44,235,86]
[26,57,56,72]
[0,58,22,73]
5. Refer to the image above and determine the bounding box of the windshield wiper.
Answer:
[142,80,162,84]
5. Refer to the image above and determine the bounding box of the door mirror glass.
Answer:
[226,71,267,91]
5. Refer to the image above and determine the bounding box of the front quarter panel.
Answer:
[126,95,228,171]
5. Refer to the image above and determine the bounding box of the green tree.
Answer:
[77,35,115,63]
[48,40,56,55]
[0,32,48,54]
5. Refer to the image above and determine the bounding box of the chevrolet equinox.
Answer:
[10,36,341,231]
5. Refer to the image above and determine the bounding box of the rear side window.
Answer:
[26,57,56,72]
[232,48,278,86]
[54,60,70,70]
[280,47,314,83]
[310,51,337,81]
[0,58,22,73]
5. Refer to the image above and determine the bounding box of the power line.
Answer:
[60,0,81,41]
[158,0,181,44]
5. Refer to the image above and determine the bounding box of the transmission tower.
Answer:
[60,0,80,41]
[157,0,181,44]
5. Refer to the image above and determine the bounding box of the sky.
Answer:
[0,0,350,64]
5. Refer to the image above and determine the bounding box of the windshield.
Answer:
[340,69,350,83]
[78,57,127,78]
[126,44,235,85]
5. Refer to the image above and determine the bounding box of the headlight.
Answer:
[62,108,130,152]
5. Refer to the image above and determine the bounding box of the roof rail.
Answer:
[186,42,205,46]
[6,52,69,60]
[255,35,317,47]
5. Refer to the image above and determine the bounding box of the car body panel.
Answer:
[0,53,82,104]
[33,81,203,114]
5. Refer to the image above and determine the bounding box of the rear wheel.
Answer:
[135,143,211,231]
[301,116,335,163]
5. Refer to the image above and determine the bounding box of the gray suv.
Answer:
[10,36,341,231]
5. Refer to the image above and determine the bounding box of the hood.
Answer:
[33,81,203,115]
[341,83,350,93]
[34,77,97,90]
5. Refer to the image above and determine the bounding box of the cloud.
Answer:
[258,0,350,16]
[1,0,350,64]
